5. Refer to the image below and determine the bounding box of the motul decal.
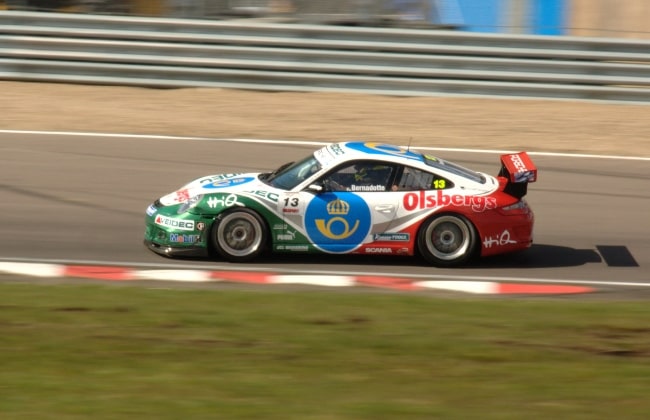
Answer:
[402,190,497,213]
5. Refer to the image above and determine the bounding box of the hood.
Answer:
[159,173,262,206]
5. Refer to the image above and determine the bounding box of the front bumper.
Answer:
[144,239,208,258]
[144,204,211,258]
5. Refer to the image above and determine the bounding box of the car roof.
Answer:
[315,141,489,187]
[316,141,428,167]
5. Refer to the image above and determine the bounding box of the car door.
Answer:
[287,161,400,253]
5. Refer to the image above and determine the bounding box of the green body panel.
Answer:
[145,192,316,253]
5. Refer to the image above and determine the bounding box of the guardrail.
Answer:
[1,11,649,102]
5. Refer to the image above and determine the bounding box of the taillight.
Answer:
[497,200,530,215]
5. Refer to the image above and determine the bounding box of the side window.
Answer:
[320,161,395,192]
[394,166,453,191]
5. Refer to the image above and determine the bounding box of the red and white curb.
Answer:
[0,262,595,295]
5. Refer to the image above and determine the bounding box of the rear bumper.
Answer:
[477,209,534,257]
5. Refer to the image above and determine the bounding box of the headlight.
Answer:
[177,194,203,214]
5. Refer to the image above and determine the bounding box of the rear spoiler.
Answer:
[498,152,537,199]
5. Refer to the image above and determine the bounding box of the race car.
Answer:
[144,141,537,267]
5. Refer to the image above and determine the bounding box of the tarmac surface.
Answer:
[1,127,648,298]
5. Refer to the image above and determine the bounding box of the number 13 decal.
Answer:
[284,197,299,207]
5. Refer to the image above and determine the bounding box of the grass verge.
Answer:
[1,282,650,419]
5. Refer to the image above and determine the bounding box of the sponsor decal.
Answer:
[160,188,193,205]
[169,234,201,244]
[203,176,255,189]
[283,208,299,214]
[305,193,371,252]
[363,247,392,254]
[273,224,287,230]
[245,190,279,203]
[373,233,410,242]
[276,230,296,241]
[501,152,537,183]
[327,143,346,156]
[207,193,239,209]
[199,173,244,185]
[350,184,385,192]
[510,154,537,182]
[316,143,345,166]
[510,154,529,173]
[175,188,190,202]
[346,142,420,161]
[315,148,336,166]
[146,204,157,216]
[483,230,517,248]
[514,171,536,183]
[276,244,309,251]
[154,215,195,231]
[403,190,497,213]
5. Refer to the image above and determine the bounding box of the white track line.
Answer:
[1,130,649,161]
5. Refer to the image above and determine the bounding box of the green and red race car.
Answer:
[144,141,536,267]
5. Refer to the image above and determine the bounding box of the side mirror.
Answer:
[306,184,324,194]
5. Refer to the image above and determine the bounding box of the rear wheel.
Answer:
[211,209,267,262]
[417,214,477,267]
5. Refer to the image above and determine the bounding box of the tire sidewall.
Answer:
[417,213,477,267]
[210,208,268,262]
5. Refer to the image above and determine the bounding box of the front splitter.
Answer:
[144,240,209,258]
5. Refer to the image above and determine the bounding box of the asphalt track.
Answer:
[1,131,649,297]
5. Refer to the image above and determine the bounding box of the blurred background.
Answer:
[0,0,648,39]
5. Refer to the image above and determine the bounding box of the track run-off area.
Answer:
[1,130,649,297]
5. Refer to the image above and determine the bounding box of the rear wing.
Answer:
[498,152,537,199]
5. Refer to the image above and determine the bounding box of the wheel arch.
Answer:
[415,210,480,266]
[208,206,272,262]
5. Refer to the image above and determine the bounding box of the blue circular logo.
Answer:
[304,193,371,253]
[203,177,255,189]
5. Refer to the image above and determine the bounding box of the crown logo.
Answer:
[326,199,350,215]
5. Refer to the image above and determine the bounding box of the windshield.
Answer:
[423,154,485,184]
[263,155,322,190]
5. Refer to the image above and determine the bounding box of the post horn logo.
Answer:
[314,199,359,240]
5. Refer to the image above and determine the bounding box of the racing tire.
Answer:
[211,208,267,262]
[417,214,477,267]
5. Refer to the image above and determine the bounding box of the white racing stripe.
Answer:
[131,269,213,282]
[270,275,356,287]
[0,262,65,278]
[417,280,498,294]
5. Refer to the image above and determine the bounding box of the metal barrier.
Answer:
[1,10,649,102]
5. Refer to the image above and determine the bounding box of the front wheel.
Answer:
[417,214,477,267]
[211,208,267,262]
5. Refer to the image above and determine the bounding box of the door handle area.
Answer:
[374,204,395,213]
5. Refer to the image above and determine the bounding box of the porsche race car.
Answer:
[144,142,537,267]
